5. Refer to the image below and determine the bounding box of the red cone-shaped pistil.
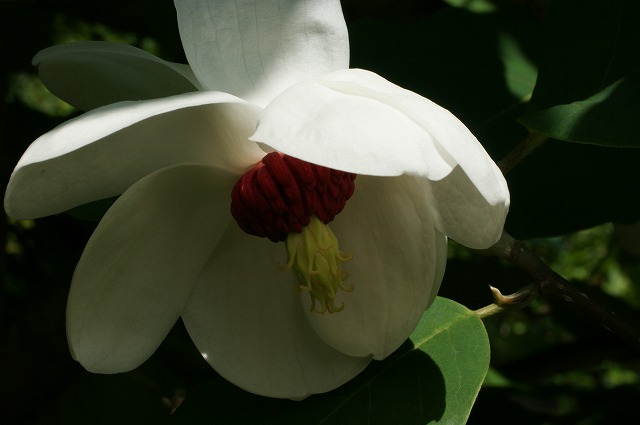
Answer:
[231,152,356,242]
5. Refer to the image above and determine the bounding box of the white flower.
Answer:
[3,0,509,399]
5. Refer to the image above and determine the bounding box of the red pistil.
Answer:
[231,152,356,242]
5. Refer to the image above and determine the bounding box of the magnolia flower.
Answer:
[3,0,509,399]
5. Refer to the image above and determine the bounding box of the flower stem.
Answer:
[480,232,640,352]
[474,284,537,319]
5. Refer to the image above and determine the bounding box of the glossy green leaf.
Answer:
[407,297,490,424]
[525,0,640,112]
[520,71,640,147]
[505,0,640,238]
[172,297,489,424]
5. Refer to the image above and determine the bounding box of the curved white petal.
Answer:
[252,69,455,178]
[34,42,201,111]
[253,68,509,248]
[175,0,349,107]
[302,175,443,360]
[4,91,264,219]
[425,167,508,248]
[67,164,236,373]
[182,223,370,399]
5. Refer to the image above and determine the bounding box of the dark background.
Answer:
[2,0,640,423]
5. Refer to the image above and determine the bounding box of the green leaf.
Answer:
[526,0,640,112]
[503,0,640,237]
[407,297,490,424]
[172,297,489,425]
[520,70,640,147]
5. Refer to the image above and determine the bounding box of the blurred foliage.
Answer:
[5,11,162,117]
[7,73,73,116]
[2,0,640,424]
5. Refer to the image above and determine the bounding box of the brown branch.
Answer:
[498,132,548,174]
[482,232,640,352]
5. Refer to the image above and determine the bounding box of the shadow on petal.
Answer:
[172,341,446,425]
[182,224,370,399]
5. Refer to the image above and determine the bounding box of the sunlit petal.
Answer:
[34,41,201,110]
[252,68,455,178]
[253,68,509,247]
[4,91,263,219]
[68,164,236,373]
[182,223,371,399]
[302,175,440,359]
[175,0,349,106]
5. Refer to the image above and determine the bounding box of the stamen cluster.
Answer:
[231,152,356,242]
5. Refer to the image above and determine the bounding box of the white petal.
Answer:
[253,68,509,248]
[67,164,236,373]
[302,175,443,360]
[425,166,508,248]
[4,91,264,219]
[252,69,453,178]
[175,0,349,107]
[34,42,201,110]
[182,223,370,399]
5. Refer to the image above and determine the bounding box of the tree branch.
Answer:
[498,132,548,174]
[481,232,640,352]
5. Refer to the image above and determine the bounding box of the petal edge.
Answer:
[68,164,235,373]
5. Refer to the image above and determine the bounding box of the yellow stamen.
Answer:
[284,215,353,313]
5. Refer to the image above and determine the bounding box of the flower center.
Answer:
[230,152,356,313]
